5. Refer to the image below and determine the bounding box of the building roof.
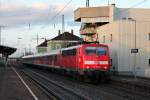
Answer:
[0,45,16,56]
[37,32,82,48]
[51,32,82,41]
[37,40,47,47]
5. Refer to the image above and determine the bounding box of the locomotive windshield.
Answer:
[85,47,96,55]
[96,47,107,55]
[85,47,107,55]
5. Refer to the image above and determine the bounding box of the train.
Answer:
[22,43,111,83]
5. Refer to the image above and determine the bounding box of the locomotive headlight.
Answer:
[86,66,90,69]
[99,61,108,64]
[104,66,107,69]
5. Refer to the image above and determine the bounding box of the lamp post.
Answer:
[32,34,46,46]
[129,18,137,79]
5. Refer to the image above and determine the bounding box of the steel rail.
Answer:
[22,70,59,100]
[22,69,91,100]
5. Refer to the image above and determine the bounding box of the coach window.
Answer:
[62,49,76,56]
[62,50,67,56]
[85,47,96,55]
[96,47,107,55]
[52,55,57,61]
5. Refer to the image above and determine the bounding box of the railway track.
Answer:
[16,64,150,100]
[22,68,91,100]
[27,67,150,100]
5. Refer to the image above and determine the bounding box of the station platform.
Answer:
[0,66,35,100]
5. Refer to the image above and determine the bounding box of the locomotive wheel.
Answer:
[99,72,105,83]
[83,75,91,83]
[77,75,84,81]
[91,75,100,84]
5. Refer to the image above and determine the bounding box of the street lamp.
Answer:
[32,34,46,46]
[129,18,137,79]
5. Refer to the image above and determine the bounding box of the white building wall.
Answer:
[117,21,134,75]
[114,7,150,22]
[136,21,150,77]
[97,20,150,77]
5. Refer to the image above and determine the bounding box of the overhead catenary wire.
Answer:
[42,0,73,28]
[41,0,149,31]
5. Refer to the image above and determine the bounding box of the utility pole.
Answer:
[112,0,115,4]
[32,34,45,47]
[37,34,39,46]
[29,23,31,30]
[62,15,65,34]
[86,0,89,7]
[108,0,109,5]
[0,26,5,45]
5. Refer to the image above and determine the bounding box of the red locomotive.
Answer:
[22,44,110,83]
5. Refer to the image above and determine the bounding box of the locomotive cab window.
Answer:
[85,47,107,55]
[96,47,107,55]
[85,47,96,55]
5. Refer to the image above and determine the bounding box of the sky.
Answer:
[0,0,150,56]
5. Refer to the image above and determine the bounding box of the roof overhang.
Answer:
[0,45,17,56]
[74,6,109,22]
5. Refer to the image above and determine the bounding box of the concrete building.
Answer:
[74,4,150,77]
[74,4,150,23]
[97,20,150,77]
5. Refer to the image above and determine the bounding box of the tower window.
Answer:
[149,59,150,66]
[110,34,113,42]
[149,33,150,40]
[103,36,105,43]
